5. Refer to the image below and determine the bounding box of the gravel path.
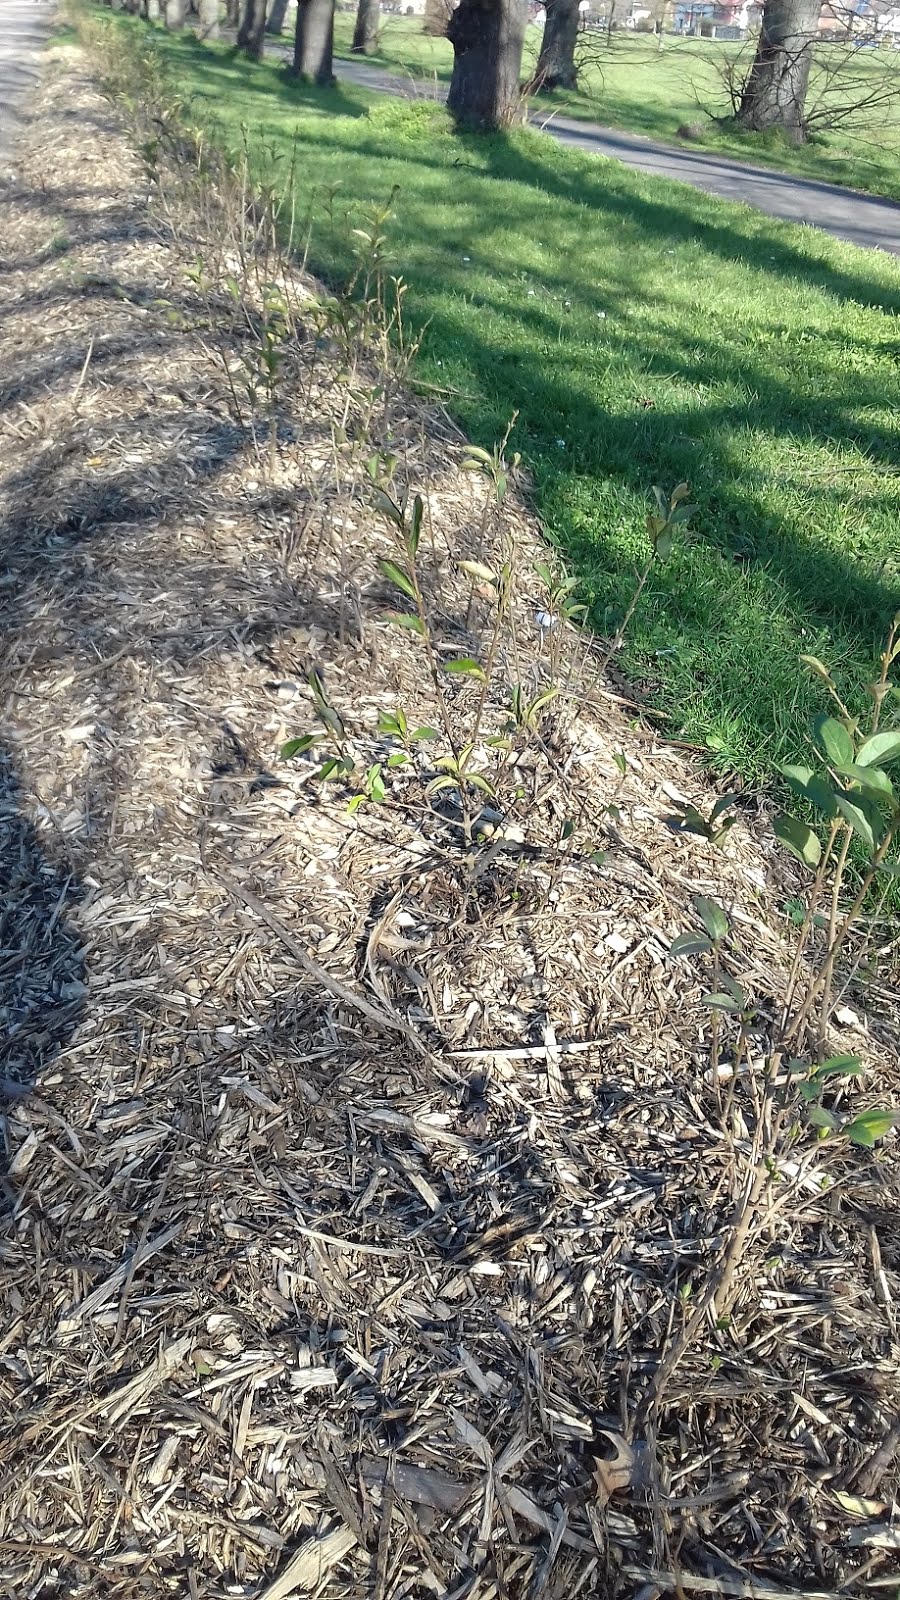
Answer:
[0,0,55,164]
[336,54,900,257]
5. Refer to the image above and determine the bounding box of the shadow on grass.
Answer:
[107,25,900,778]
[172,30,370,120]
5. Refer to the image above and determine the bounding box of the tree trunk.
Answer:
[164,0,185,27]
[531,0,579,90]
[352,0,380,53]
[237,0,267,55]
[147,0,161,19]
[737,0,820,140]
[198,0,219,36]
[266,0,289,31]
[292,0,336,82]
[447,0,527,129]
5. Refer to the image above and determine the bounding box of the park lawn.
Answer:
[135,24,900,786]
[331,13,900,201]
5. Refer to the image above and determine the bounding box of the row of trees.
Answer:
[156,0,831,139]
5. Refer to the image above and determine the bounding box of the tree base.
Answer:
[289,67,338,85]
[531,71,577,92]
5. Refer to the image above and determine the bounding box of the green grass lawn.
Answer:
[329,13,900,201]
[113,21,900,789]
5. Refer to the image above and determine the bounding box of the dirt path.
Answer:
[334,54,900,257]
[0,0,55,164]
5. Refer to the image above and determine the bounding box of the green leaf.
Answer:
[280,734,320,759]
[365,763,386,804]
[669,931,713,958]
[407,493,424,557]
[807,1105,839,1132]
[346,793,366,813]
[807,776,838,818]
[701,992,744,1012]
[799,654,833,684]
[387,752,408,768]
[693,895,728,944]
[785,1057,810,1076]
[834,790,882,852]
[561,819,576,841]
[845,1108,897,1147]
[443,657,486,680]
[811,1055,863,1082]
[780,763,817,796]
[856,729,900,768]
[721,973,747,1006]
[773,813,822,869]
[384,611,424,635]
[677,805,713,839]
[307,669,346,740]
[379,558,416,602]
[411,725,440,741]
[877,860,900,878]
[780,766,838,818]
[840,762,895,803]
[530,688,559,719]
[374,488,403,527]
[669,502,697,525]
[813,715,854,771]
[465,773,495,795]
[710,793,739,823]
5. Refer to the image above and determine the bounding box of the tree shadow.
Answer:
[164,29,370,120]
[462,127,900,313]
[249,99,900,765]
[0,755,86,1199]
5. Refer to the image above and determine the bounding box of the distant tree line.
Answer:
[119,0,863,141]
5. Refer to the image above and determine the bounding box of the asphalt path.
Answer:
[335,52,900,256]
[0,0,55,165]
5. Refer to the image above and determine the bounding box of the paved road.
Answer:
[335,55,900,257]
[0,0,55,164]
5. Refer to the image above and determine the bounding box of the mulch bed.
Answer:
[0,34,898,1600]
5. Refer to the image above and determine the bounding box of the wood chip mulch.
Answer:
[1,37,898,1600]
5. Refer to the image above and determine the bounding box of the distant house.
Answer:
[817,0,870,34]
[674,0,761,35]
[532,0,591,21]
[876,3,900,38]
